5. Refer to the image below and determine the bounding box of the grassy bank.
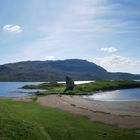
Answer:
[22,82,64,89]
[22,80,140,95]
[74,80,140,93]
[0,99,139,140]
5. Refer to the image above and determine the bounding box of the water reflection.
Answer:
[85,88,140,101]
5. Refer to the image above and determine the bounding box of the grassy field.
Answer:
[0,99,139,140]
[22,80,140,95]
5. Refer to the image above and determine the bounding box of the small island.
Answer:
[22,80,140,95]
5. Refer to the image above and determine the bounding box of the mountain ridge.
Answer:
[0,59,140,81]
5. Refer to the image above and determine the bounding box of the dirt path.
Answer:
[37,95,140,129]
[39,126,52,140]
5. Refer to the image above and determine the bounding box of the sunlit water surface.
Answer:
[85,88,140,101]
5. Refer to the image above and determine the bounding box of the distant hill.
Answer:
[0,59,140,81]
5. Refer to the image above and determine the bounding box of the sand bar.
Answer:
[37,95,140,128]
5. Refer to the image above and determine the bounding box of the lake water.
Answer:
[58,81,94,85]
[0,81,140,100]
[85,88,140,101]
[0,82,43,97]
[0,81,93,97]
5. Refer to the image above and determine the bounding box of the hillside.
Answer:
[0,59,140,81]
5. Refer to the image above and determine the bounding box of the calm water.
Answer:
[58,81,94,85]
[0,82,43,97]
[1,81,140,100]
[85,88,140,101]
[0,81,93,97]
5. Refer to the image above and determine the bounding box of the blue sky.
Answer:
[0,0,140,74]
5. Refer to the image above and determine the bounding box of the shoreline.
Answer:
[37,95,140,128]
[0,94,140,128]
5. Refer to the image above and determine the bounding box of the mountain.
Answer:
[0,59,140,81]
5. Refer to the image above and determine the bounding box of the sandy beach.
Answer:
[37,95,140,128]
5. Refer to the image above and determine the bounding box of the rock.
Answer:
[64,76,75,92]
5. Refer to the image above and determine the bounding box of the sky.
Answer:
[0,0,140,74]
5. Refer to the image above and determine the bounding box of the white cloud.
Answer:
[101,47,117,53]
[93,55,140,66]
[45,55,56,60]
[92,55,140,73]
[3,24,23,33]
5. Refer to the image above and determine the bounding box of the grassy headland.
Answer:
[22,80,140,95]
[0,99,139,140]
[22,82,64,90]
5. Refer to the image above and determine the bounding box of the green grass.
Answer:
[38,87,65,95]
[22,82,64,89]
[74,80,140,93]
[0,99,139,140]
[22,80,140,95]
